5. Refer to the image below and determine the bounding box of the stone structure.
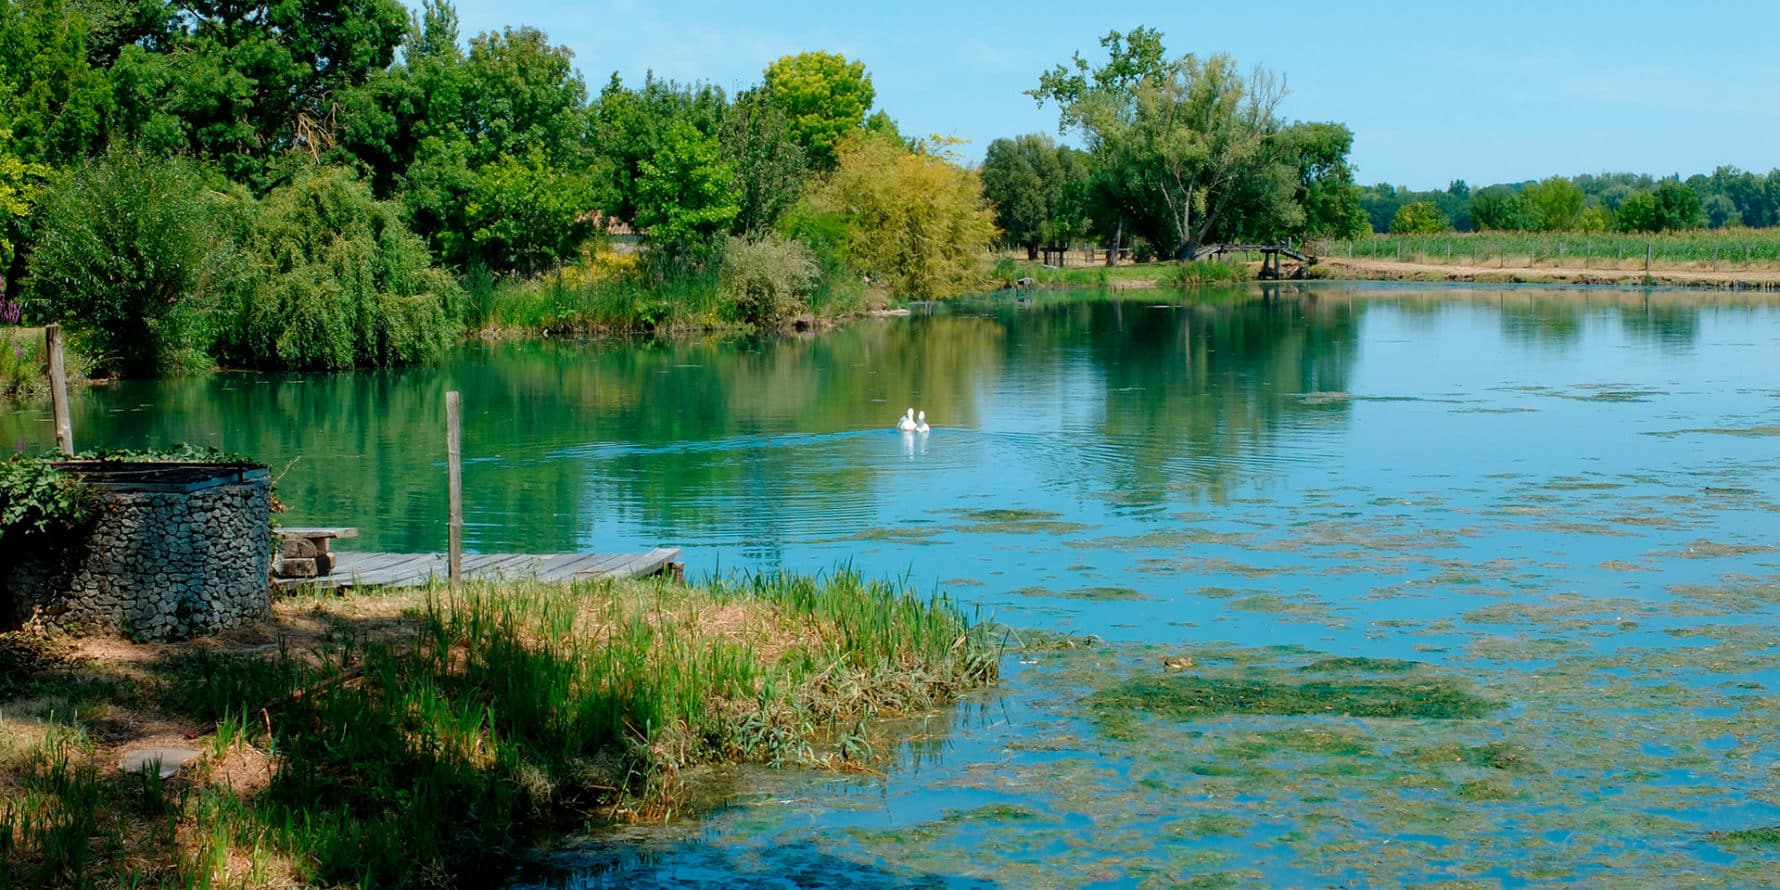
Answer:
[1,462,271,640]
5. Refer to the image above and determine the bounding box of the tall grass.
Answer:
[994,257,1252,289]
[0,571,999,887]
[0,326,92,401]
[1319,229,1780,270]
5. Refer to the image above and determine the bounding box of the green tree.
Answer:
[762,51,875,171]
[1614,180,1703,233]
[799,134,996,299]
[109,0,409,186]
[719,88,808,235]
[1470,185,1540,231]
[215,165,457,370]
[1282,122,1369,240]
[592,72,727,224]
[1389,201,1452,234]
[0,0,117,167]
[24,151,229,375]
[1522,176,1584,231]
[1031,30,1294,258]
[635,120,739,257]
[463,151,594,274]
[981,134,1067,258]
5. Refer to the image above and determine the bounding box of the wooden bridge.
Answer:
[1192,243,1319,279]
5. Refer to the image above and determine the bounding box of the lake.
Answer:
[10,281,1780,886]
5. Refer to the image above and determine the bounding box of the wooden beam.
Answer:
[46,324,72,455]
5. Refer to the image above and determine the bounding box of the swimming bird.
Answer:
[896,408,916,432]
[914,410,930,434]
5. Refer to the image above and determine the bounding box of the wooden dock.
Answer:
[274,548,682,592]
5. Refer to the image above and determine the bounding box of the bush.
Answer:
[719,234,818,325]
[24,151,229,376]
[1390,201,1453,235]
[214,167,461,370]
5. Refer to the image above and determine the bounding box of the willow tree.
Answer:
[1031,28,1291,259]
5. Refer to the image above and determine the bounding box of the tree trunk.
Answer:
[1026,244,1038,261]
[1106,219,1122,267]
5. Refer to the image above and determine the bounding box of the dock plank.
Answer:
[276,549,680,592]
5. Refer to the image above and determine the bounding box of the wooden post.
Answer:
[1645,242,1653,275]
[445,390,463,589]
[45,324,72,456]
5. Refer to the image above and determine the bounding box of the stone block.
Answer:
[282,537,318,559]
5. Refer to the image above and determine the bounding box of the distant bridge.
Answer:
[1191,243,1319,279]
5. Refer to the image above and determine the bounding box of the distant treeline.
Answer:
[0,0,994,376]
[1360,168,1780,236]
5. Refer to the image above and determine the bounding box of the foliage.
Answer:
[213,166,459,370]
[980,133,1090,256]
[1470,184,1541,232]
[0,455,92,551]
[719,233,819,326]
[461,151,593,274]
[1522,176,1585,231]
[801,134,997,299]
[23,151,228,376]
[1031,29,1303,257]
[1390,201,1452,235]
[1615,181,1703,233]
[720,89,808,235]
[0,129,49,282]
[636,121,739,257]
[762,51,875,171]
[0,0,114,168]
[592,72,727,226]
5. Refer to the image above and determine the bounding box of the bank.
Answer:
[0,571,999,887]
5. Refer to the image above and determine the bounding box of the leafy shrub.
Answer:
[214,167,461,370]
[1390,201,1453,235]
[719,234,818,325]
[24,151,230,376]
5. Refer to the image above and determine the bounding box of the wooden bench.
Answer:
[274,527,358,579]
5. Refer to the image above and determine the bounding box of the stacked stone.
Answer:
[3,467,271,640]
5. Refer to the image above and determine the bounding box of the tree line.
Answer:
[0,0,993,376]
[1364,167,1780,236]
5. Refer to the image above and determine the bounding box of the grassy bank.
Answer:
[0,327,92,401]
[992,257,1252,290]
[0,571,998,887]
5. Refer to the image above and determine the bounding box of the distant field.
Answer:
[1315,230,1780,271]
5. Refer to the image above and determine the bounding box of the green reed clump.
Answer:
[0,725,107,887]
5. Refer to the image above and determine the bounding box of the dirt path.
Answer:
[1320,256,1780,289]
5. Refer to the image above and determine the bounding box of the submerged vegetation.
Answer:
[0,571,997,886]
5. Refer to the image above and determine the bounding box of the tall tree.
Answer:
[1032,30,1292,258]
[635,120,738,257]
[762,51,874,171]
[719,88,807,235]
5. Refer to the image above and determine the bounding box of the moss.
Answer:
[1086,675,1500,724]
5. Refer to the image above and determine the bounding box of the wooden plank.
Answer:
[278,527,359,539]
[275,549,683,591]
[570,553,636,577]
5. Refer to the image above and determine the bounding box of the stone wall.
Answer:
[2,464,271,640]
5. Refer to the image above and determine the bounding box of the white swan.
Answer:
[896,408,916,432]
[914,410,930,434]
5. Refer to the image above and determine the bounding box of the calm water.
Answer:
[9,282,1780,886]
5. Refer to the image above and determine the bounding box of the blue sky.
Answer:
[442,0,1780,190]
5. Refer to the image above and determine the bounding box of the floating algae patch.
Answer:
[1229,592,1335,620]
[1009,585,1147,602]
[1708,827,1780,850]
[946,507,1094,535]
[847,525,946,544]
[1300,656,1421,674]
[1086,674,1500,725]
[1407,741,1543,774]
[941,803,1052,824]
[1657,539,1777,559]
[1646,425,1780,439]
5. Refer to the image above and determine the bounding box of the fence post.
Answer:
[446,390,463,589]
[1645,243,1653,275]
[46,324,73,456]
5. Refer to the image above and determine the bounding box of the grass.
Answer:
[993,257,1253,290]
[0,570,999,887]
[1316,229,1780,271]
[0,326,93,402]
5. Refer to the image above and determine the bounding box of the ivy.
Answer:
[0,456,93,546]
